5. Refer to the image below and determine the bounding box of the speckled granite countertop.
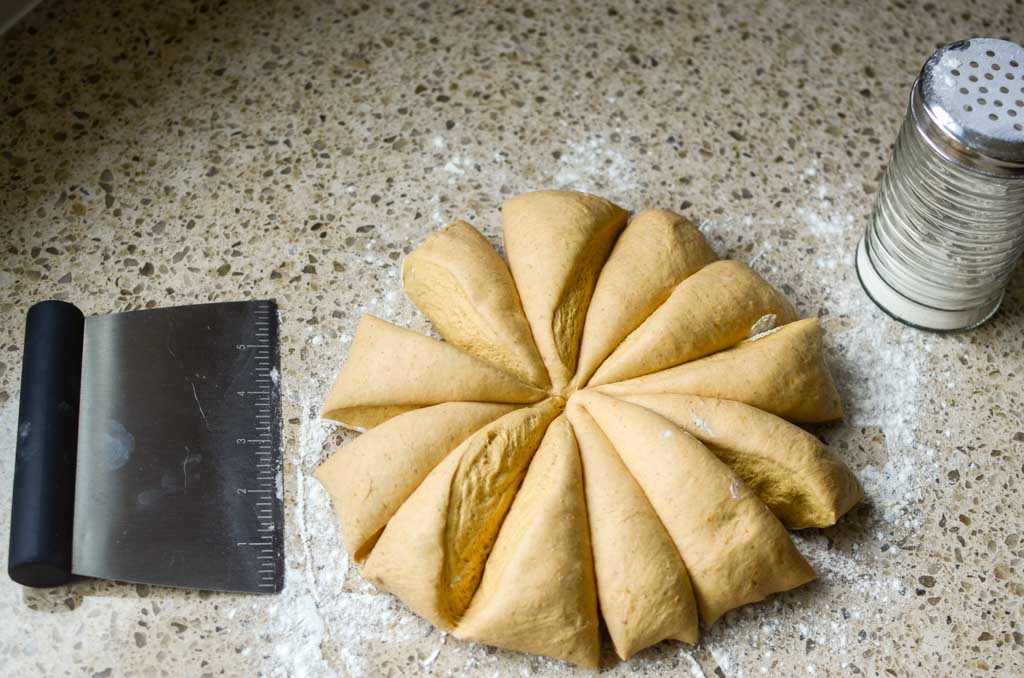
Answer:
[2,1,1023,676]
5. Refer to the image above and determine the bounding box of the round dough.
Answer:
[316,190,862,667]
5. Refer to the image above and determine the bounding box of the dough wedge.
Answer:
[403,220,550,389]
[314,401,518,562]
[598,317,843,423]
[456,416,600,668]
[568,402,699,659]
[573,209,716,389]
[502,190,628,390]
[590,260,797,386]
[361,399,560,629]
[321,314,546,430]
[620,394,862,528]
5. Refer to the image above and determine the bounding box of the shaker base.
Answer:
[855,238,1001,332]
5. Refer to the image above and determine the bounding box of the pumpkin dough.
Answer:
[568,403,699,659]
[502,190,628,391]
[598,317,843,423]
[314,401,518,562]
[402,220,550,388]
[577,391,815,625]
[620,394,863,528]
[361,399,560,629]
[590,260,797,386]
[317,191,862,667]
[455,417,600,668]
[321,314,546,429]
[572,209,717,389]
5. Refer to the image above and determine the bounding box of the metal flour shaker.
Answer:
[857,38,1024,330]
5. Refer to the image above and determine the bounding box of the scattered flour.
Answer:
[421,646,441,667]
[269,391,433,677]
[263,396,337,678]
[747,325,782,342]
[552,136,637,194]
[708,645,734,677]
[265,568,331,678]
[691,415,714,437]
[748,313,778,337]
[797,207,853,239]
[428,193,444,224]
[682,650,707,677]
[748,242,772,267]
[443,157,468,176]
[938,54,960,88]
[826,286,933,523]
[797,206,935,525]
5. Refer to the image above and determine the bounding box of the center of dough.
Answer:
[554,381,580,401]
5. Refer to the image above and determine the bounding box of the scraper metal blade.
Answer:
[9,300,284,593]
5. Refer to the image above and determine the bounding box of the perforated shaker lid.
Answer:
[913,38,1024,175]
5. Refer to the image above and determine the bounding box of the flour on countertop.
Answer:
[262,394,336,678]
[443,155,471,177]
[683,650,708,677]
[420,646,441,667]
[266,384,436,677]
[798,207,854,239]
[553,136,637,195]
[796,198,935,523]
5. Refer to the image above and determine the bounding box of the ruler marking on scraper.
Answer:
[239,299,284,592]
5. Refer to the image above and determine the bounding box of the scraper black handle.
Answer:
[8,300,84,588]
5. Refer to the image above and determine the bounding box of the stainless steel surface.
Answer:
[915,38,1024,173]
[73,300,283,593]
[858,38,1024,330]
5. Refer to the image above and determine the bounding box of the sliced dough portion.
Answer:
[502,190,629,390]
[321,315,546,430]
[578,392,815,626]
[590,260,797,386]
[456,417,600,668]
[362,399,560,630]
[619,394,862,529]
[573,209,717,389]
[598,318,843,423]
[567,403,698,659]
[314,401,518,562]
[402,220,550,389]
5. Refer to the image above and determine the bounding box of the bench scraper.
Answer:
[8,299,284,593]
